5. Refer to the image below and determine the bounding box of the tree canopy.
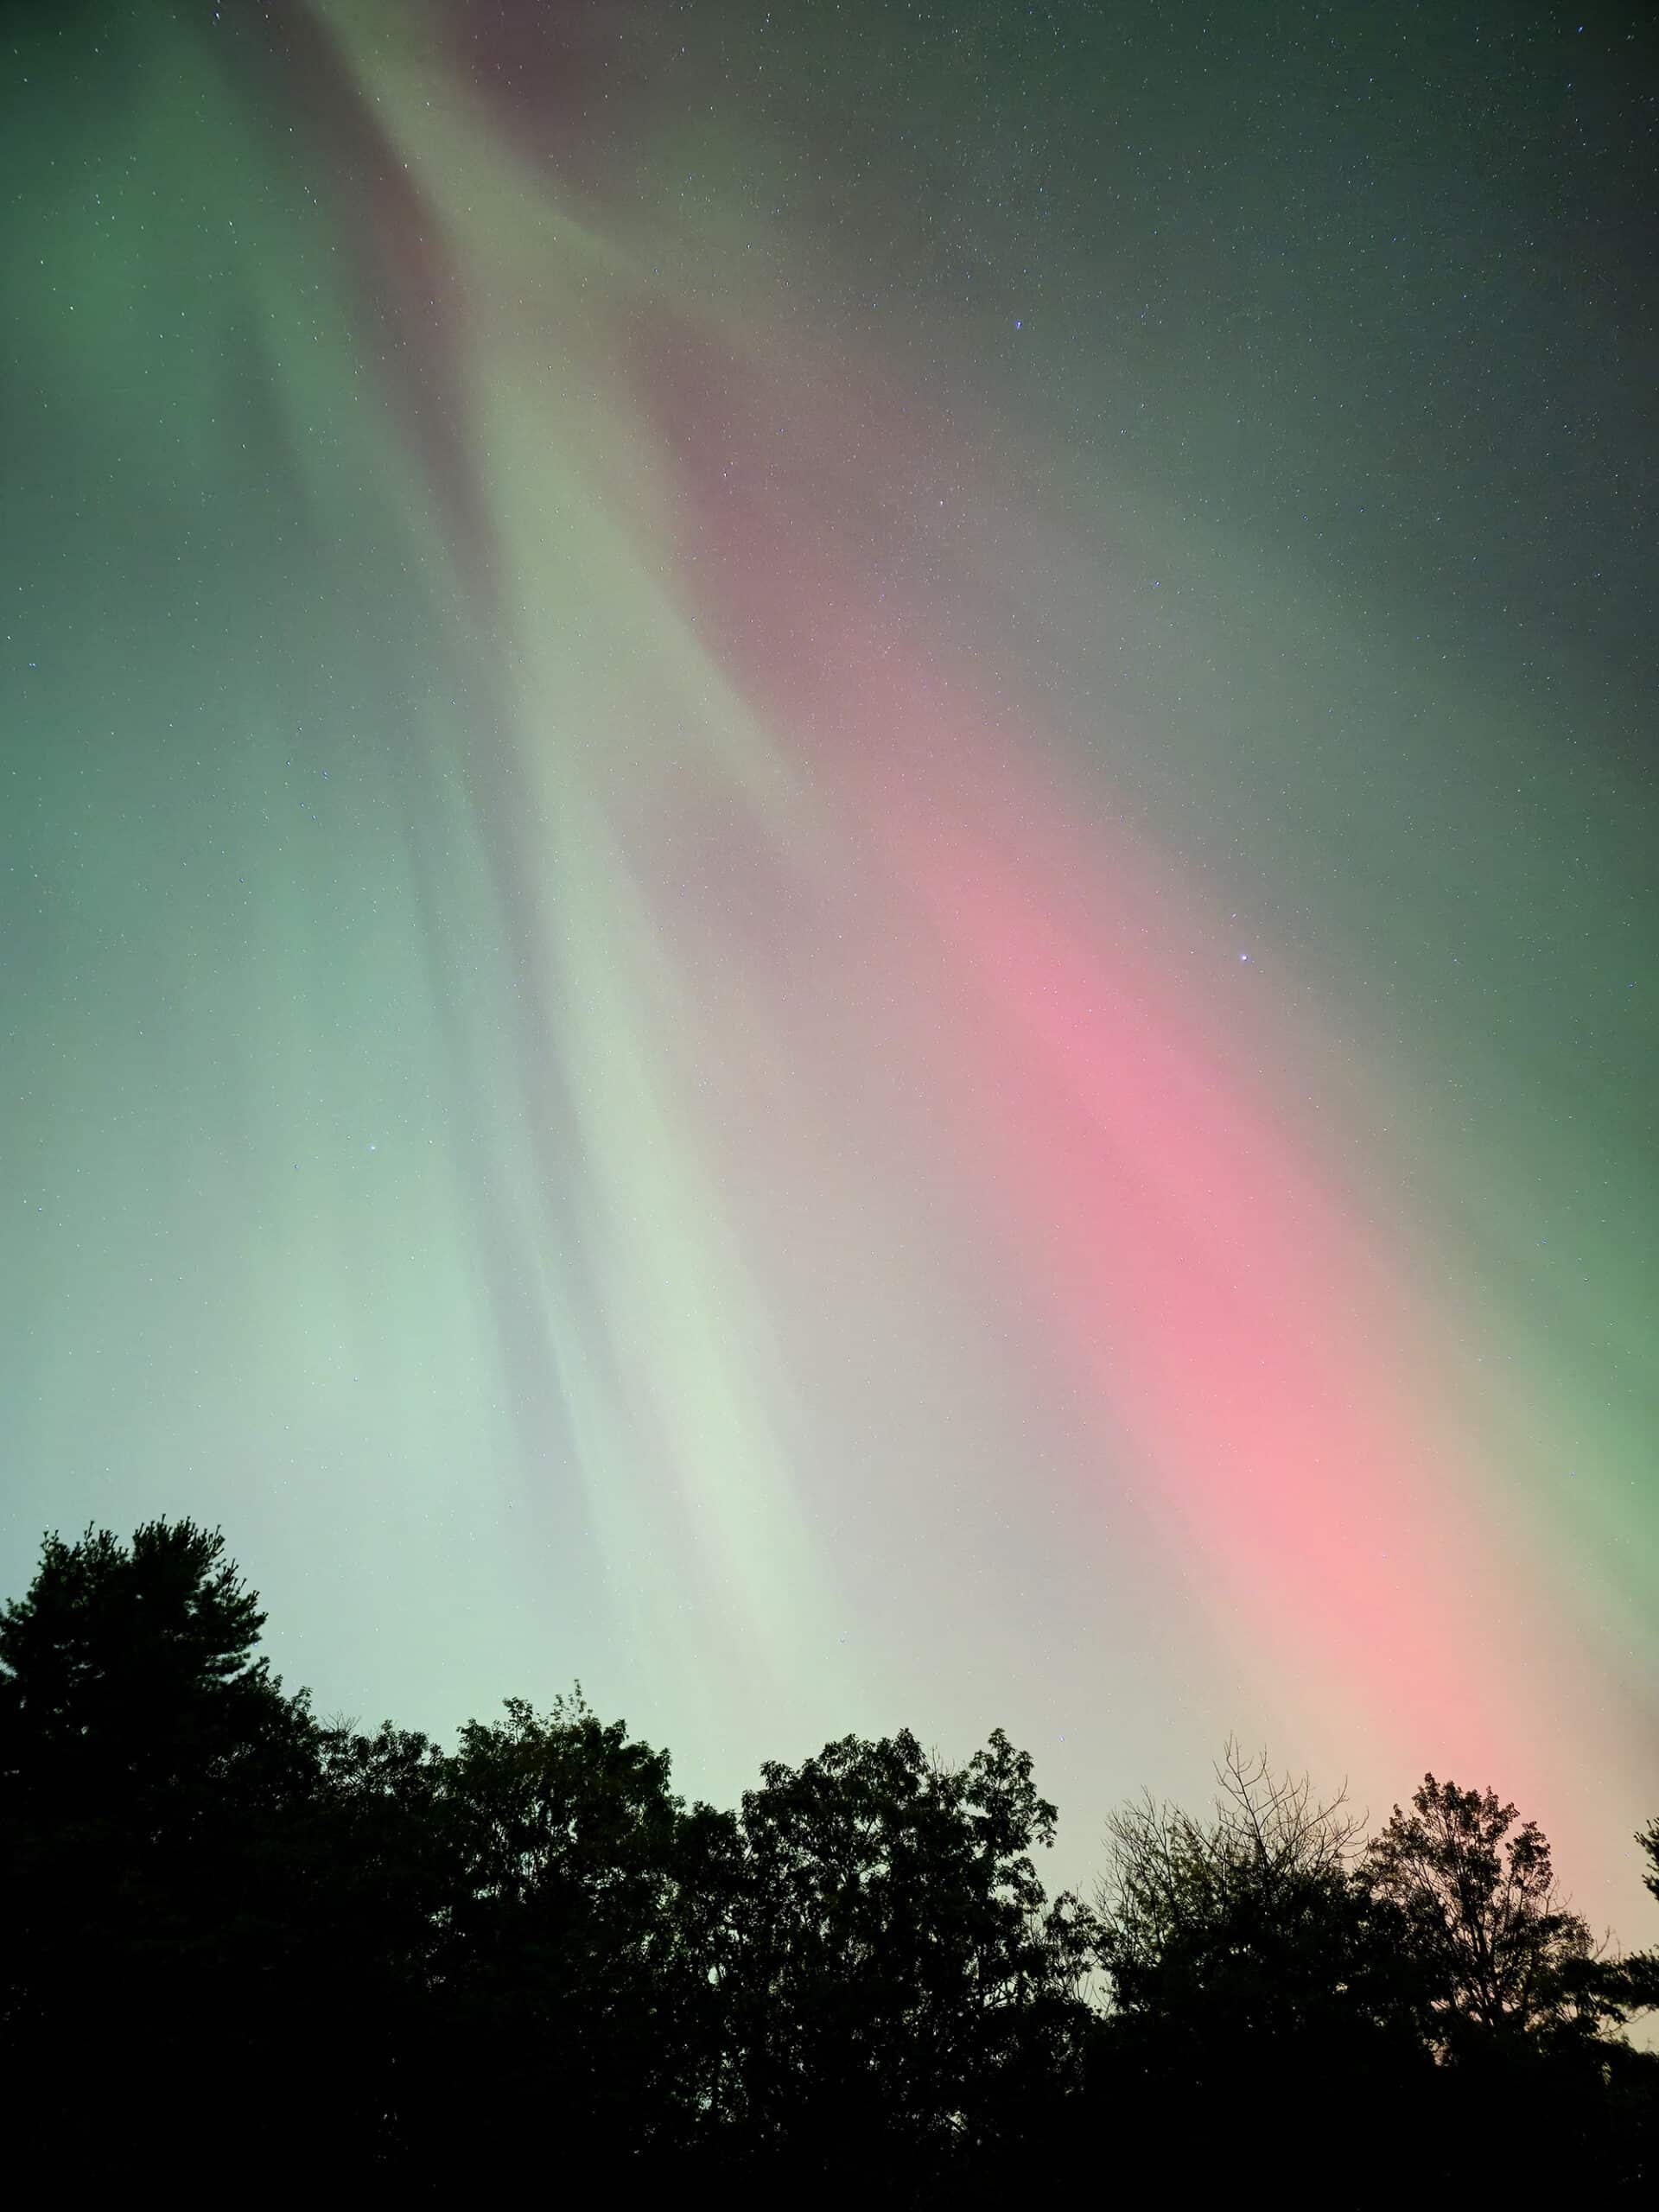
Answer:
[1365,1774,1624,2048]
[1,1519,1653,2197]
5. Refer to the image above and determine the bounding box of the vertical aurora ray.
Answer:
[3,0,1654,1933]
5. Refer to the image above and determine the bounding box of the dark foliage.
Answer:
[1,1521,1653,2199]
[1366,1774,1618,2044]
[0,1522,323,2173]
[1090,1745,1433,2153]
[710,1726,1098,2191]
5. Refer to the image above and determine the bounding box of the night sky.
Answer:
[3,0,1656,1942]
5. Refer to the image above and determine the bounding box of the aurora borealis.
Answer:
[3,0,1655,1943]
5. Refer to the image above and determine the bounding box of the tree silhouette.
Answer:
[713,1726,1097,2190]
[0,1521,321,2173]
[1361,1775,1655,2191]
[416,1689,726,2177]
[1097,1739,1366,1982]
[2,1520,1656,2194]
[0,1518,309,1814]
[1624,1813,1659,2012]
[1365,1775,1617,2048]
[1091,1744,1430,2177]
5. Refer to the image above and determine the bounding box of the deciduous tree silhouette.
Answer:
[1091,1744,1429,2177]
[1091,1753,1657,2190]
[712,1726,1098,2191]
[1361,1775,1647,2189]
[1365,1775,1618,2048]
[416,1688,728,2175]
